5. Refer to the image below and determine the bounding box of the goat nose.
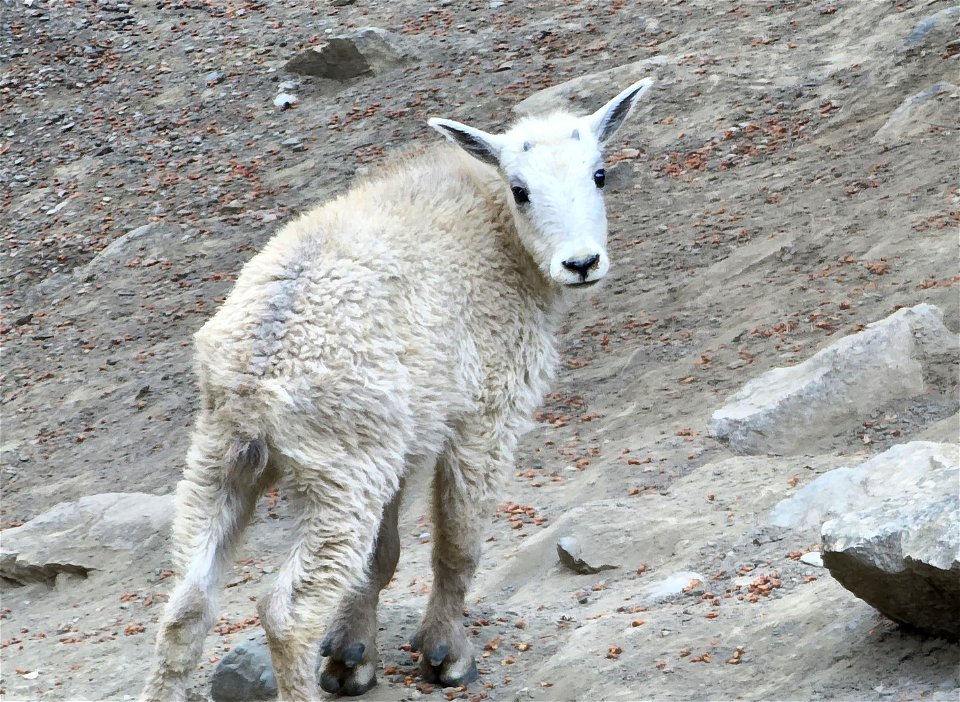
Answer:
[561,254,601,277]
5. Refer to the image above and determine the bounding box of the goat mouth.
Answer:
[566,279,601,289]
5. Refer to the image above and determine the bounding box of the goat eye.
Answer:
[511,185,530,204]
[593,169,606,188]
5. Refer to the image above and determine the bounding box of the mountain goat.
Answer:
[141,76,654,701]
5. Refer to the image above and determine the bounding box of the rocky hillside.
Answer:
[1,1,958,700]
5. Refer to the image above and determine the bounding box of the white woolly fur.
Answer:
[142,77,653,702]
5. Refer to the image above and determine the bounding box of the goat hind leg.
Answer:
[141,433,273,702]
[319,479,403,696]
[259,471,397,701]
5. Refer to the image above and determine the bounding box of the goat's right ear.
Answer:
[428,118,502,167]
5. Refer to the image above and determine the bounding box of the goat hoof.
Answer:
[420,653,479,687]
[427,643,449,667]
[342,642,365,668]
[319,658,377,697]
[319,669,341,694]
[320,634,334,658]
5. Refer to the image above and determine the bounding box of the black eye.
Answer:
[511,185,529,204]
[593,169,606,188]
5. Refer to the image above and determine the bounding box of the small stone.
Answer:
[557,536,618,575]
[799,552,823,567]
[211,633,277,702]
[640,572,706,603]
[273,93,298,110]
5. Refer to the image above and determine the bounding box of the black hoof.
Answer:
[427,643,449,667]
[442,658,479,688]
[341,676,377,697]
[321,669,377,697]
[319,670,341,694]
[342,642,365,668]
[421,656,479,688]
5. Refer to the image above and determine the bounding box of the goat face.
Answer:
[429,77,653,289]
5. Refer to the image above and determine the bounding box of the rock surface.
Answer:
[0,493,173,585]
[512,56,669,115]
[819,443,960,640]
[211,633,277,702]
[873,82,959,144]
[709,304,958,455]
[770,442,958,532]
[284,28,407,84]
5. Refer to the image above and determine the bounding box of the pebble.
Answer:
[273,93,298,110]
[799,552,824,567]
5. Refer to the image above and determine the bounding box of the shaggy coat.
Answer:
[142,77,653,702]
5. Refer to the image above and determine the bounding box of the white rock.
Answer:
[709,304,957,455]
[273,93,298,109]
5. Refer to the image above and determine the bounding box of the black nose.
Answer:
[561,254,601,278]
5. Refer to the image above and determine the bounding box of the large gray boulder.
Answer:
[0,492,174,584]
[820,443,959,640]
[709,304,957,455]
[769,442,959,639]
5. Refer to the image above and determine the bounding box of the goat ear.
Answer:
[428,118,502,167]
[585,77,654,144]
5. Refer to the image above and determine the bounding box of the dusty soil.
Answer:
[1,0,958,700]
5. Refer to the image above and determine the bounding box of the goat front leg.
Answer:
[414,436,507,687]
[319,480,404,696]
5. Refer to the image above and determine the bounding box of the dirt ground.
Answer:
[1,0,958,700]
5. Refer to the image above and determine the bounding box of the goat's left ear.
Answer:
[428,117,503,168]
[585,77,654,144]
